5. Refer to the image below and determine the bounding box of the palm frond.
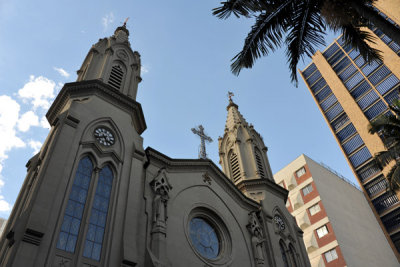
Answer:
[386,162,400,191]
[374,147,400,168]
[285,0,326,84]
[230,1,294,75]
[212,0,264,19]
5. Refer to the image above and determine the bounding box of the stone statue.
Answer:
[247,212,266,266]
[150,168,172,234]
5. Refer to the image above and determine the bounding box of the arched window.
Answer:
[254,148,265,178]
[57,157,93,253]
[229,152,241,182]
[279,241,289,267]
[83,165,114,261]
[108,65,124,90]
[289,244,298,267]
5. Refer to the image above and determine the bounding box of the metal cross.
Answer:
[123,17,130,27]
[191,125,213,159]
[228,91,234,101]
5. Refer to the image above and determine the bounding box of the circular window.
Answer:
[94,127,115,146]
[189,217,220,259]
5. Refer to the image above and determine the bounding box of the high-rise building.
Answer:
[0,25,311,266]
[274,154,398,267]
[299,2,400,258]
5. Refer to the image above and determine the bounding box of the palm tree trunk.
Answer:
[351,3,400,45]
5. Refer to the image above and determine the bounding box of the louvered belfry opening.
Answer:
[230,153,241,182]
[108,65,124,90]
[255,149,265,178]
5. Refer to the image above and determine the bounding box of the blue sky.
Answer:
[0,0,354,218]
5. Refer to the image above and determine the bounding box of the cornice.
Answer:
[145,147,260,210]
[46,80,146,134]
[236,178,289,202]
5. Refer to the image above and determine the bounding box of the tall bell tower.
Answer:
[0,24,146,267]
[218,97,275,201]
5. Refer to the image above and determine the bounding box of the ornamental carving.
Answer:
[117,50,129,62]
[150,168,172,234]
[247,212,266,266]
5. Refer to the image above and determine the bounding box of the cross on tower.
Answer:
[191,125,213,159]
[228,91,234,101]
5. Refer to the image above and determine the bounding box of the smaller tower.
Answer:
[76,24,142,99]
[218,96,274,200]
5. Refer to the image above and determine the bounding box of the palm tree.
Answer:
[213,0,400,85]
[369,98,400,191]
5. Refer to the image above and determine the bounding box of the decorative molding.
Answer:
[202,172,212,186]
[117,50,129,62]
[236,179,289,202]
[22,228,44,246]
[46,80,146,134]
[145,147,260,210]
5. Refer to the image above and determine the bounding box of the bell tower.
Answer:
[77,23,142,99]
[218,96,274,201]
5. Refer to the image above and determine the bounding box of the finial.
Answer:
[228,91,234,102]
[123,17,129,27]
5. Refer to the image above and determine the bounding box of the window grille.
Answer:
[306,70,322,86]
[310,78,327,94]
[368,65,390,85]
[376,74,400,95]
[344,72,363,90]
[339,65,357,81]
[372,191,399,213]
[382,208,400,233]
[331,113,349,132]
[357,90,379,110]
[350,80,371,99]
[315,86,331,102]
[254,149,265,178]
[364,100,387,120]
[327,50,345,66]
[365,175,387,197]
[384,88,400,105]
[357,162,380,182]
[323,43,340,59]
[320,94,337,111]
[303,63,317,79]
[336,123,356,142]
[108,65,124,90]
[349,146,371,168]
[342,134,364,155]
[230,153,241,182]
[325,103,344,121]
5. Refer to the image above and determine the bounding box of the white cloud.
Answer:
[18,75,55,110]
[54,67,70,78]
[17,111,39,132]
[141,65,150,74]
[40,116,50,129]
[102,12,114,31]
[28,140,42,155]
[0,196,11,212]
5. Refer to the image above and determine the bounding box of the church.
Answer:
[0,25,310,267]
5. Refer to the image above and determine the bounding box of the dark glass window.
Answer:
[328,50,345,66]
[306,70,322,86]
[345,72,364,90]
[57,157,93,253]
[331,113,349,132]
[303,64,317,79]
[349,146,372,168]
[336,123,356,142]
[315,86,332,102]
[376,74,400,95]
[323,43,340,59]
[320,94,337,111]
[83,166,114,261]
[349,49,360,60]
[189,218,220,259]
[350,80,371,99]
[354,56,366,67]
[339,65,357,81]
[333,57,350,73]
[357,162,380,182]
[362,60,382,76]
[342,134,364,155]
[325,103,343,121]
[368,65,390,85]
[357,90,379,110]
[279,241,289,267]
[310,78,327,93]
[365,100,387,120]
[384,88,400,106]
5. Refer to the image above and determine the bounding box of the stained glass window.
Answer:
[57,157,93,253]
[83,166,114,261]
[189,217,220,259]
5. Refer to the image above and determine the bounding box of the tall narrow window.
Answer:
[279,241,289,267]
[289,244,298,267]
[230,152,241,182]
[83,166,114,261]
[108,65,124,90]
[57,157,93,253]
[254,148,265,178]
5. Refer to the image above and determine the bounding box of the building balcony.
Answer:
[296,210,311,230]
[304,232,318,253]
[372,191,400,214]
[382,207,400,234]
[286,174,297,190]
[292,192,304,210]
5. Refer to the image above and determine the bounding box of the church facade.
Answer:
[0,25,310,267]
